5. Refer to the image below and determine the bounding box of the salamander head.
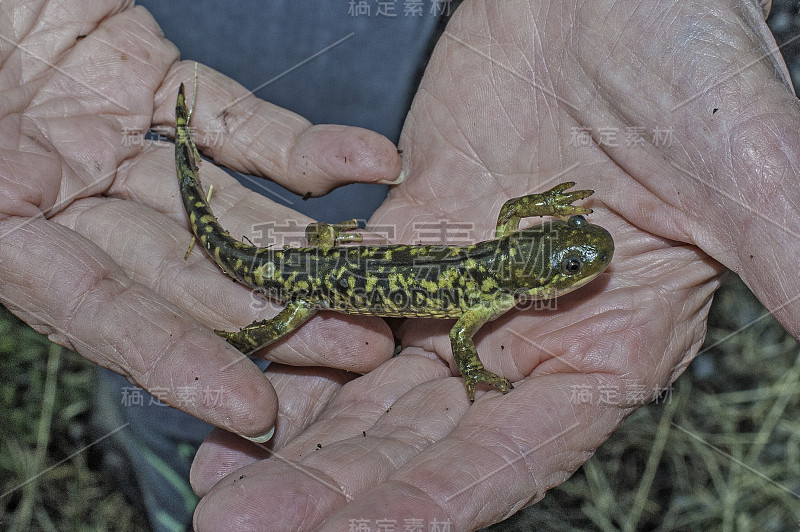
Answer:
[501,215,614,300]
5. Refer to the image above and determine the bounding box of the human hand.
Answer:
[0,1,400,441]
[189,0,800,529]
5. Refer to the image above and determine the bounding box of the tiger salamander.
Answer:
[174,84,614,401]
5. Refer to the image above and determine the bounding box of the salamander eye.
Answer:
[568,215,587,228]
[561,256,583,275]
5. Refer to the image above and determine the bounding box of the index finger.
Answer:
[152,62,403,197]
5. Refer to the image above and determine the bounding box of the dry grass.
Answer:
[0,307,148,531]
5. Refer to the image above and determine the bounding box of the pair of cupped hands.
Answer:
[2,0,797,529]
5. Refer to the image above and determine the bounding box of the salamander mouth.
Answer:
[514,262,610,300]
[561,265,608,292]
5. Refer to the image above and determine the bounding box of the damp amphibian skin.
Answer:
[175,84,614,401]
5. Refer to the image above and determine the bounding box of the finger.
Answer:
[757,0,771,19]
[191,364,351,496]
[318,374,626,531]
[53,192,395,372]
[191,355,457,531]
[190,428,271,498]
[0,216,277,440]
[152,62,403,196]
[266,365,355,446]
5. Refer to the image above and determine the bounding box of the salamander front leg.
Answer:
[215,299,317,354]
[450,295,516,401]
[305,220,363,251]
[495,182,594,237]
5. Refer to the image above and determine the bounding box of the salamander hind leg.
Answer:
[495,182,594,237]
[305,220,363,251]
[215,300,317,354]
[450,296,516,401]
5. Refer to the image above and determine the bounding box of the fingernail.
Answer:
[378,170,405,185]
[240,425,274,444]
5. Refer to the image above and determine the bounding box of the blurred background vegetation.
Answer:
[2,2,800,530]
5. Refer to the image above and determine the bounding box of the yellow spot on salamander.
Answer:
[365,275,377,293]
[481,278,498,292]
[421,279,438,293]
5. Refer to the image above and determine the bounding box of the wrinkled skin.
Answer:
[0,1,400,440]
[2,0,798,530]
